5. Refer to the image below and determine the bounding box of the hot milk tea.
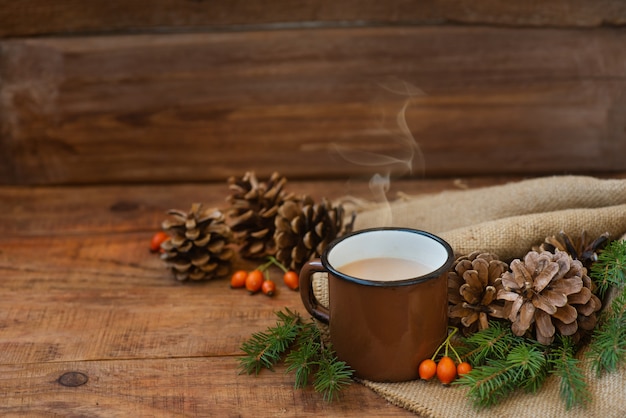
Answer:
[338,257,433,281]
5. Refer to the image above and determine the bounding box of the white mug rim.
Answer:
[321,227,454,287]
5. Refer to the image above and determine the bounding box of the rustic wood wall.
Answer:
[1,1,626,185]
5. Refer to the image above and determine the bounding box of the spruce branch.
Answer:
[456,323,549,409]
[549,336,590,410]
[461,321,519,365]
[285,323,322,388]
[238,308,301,375]
[587,287,626,376]
[238,308,353,402]
[590,239,626,299]
[507,343,547,392]
[314,349,353,403]
[520,361,549,394]
[455,358,517,408]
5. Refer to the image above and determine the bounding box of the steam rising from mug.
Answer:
[332,80,426,226]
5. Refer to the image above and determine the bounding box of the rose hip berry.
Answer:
[457,361,472,376]
[283,270,299,290]
[418,358,437,380]
[230,270,248,288]
[150,231,168,252]
[261,280,277,296]
[436,356,457,385]
[245,270,264,293]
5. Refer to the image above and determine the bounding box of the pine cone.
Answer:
[274,196,355,272]
[533,230,609,270]
[497,250,602,345]
[160,203,234,281]
[448,251,509,335]
[226,171,294,259]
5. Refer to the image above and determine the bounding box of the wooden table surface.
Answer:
[0,175,565,416]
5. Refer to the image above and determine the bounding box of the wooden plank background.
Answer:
[2,0,626,37]
[1,1,626,185]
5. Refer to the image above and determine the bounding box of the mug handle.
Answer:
[299,259,330,324]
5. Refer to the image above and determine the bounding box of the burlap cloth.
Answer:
[315,175,626,417]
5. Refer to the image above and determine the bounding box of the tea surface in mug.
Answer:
[338,257,433,282]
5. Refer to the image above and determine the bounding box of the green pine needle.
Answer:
[521,357,549,394]
[590,239,626,299]
[455,358,516,408]
[285,324,322,388]
[456,337,548,409]
[238,308,301,375]
[313,351,354,403]
[461,321,520,366]
[587,287,626,376]
[238,308,353,402]
[549,336,590,410]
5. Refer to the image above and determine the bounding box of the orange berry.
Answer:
[230,270,248,288]
[245,270,264,293]
[150,231,168,252]
[457,361,472,376]
[418,358,437,380]
[283,270,299,290]
[436,356,457,385]
[261,280,276,296]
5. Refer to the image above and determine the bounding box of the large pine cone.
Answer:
[274,196,355,272]
[497,250,602,345]
[448,251,509,335]
[160,204,234,281]
[533,230,609,270]
[226,171,294,259]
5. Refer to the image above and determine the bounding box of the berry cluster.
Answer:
[229,256,299,297]
[418,327,472,385]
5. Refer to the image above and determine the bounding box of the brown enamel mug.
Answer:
[299,227,454,382]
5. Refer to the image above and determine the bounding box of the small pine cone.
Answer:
[160,203,234,281]
[274,196,355,272]
[226,171,295,259]
[533,230,609,270]
[497,250,601,345]
[448,251,509,335]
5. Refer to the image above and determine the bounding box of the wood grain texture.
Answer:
[0,177,516,235]
[0,359,413,417]
[1,0,625,38]
[0,232,308,364]
[2,26,626,185]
